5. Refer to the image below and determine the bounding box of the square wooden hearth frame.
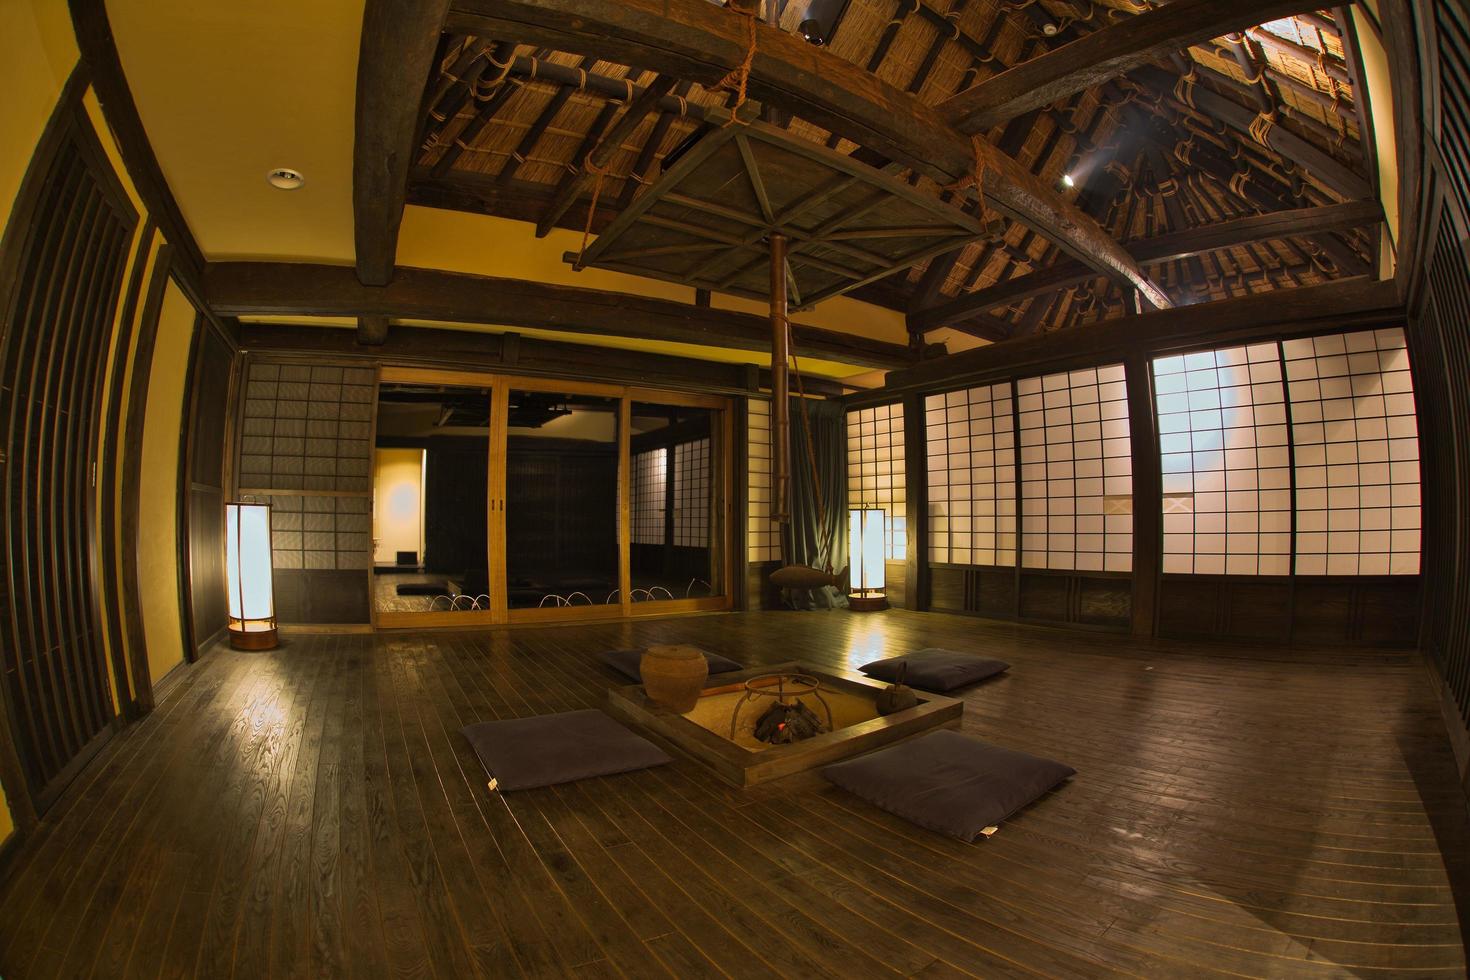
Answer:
[606,660,963,787]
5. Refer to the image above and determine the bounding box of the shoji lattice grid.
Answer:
[673,438,710,547]
[1019,366,1133,571]
[239,363,375,493]
[1284,328,1421,575]
[925,384,1016,566]
[1155,344,1291,575]
[846,404,907,559]
[631,448,666,546]
[747,399,781,561]
[239,361,375,572]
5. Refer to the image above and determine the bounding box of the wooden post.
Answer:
[770,233,790,534]
[1125,351,1161,636]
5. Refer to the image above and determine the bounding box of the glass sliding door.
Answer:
[369,370,732,626]
[629,400,726,605]
[372,373,495,625]
[502,384,624,618]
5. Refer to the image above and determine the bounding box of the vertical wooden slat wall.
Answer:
[0,99,138,813]
[1406,0,1470,785]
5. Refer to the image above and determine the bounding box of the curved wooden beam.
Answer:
[445,0,1173,310]
[354,0,453,286]
[909,199,1383,333]
[937,0,1322,134]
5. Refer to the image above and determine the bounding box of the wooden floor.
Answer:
[1,610,1468,979]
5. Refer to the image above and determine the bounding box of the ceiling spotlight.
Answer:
[1041,22,1059,36]
[267,168,304,190]
[1062,173,1076,188]
[796,0,850,45]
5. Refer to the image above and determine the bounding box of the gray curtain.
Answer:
[781,397,849,609]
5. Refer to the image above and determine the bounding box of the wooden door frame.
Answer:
[369,366,735,628]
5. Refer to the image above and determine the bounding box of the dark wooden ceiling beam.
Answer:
[882,277,1399,395]
[1132,65,1369,200]
[353,0,452,286]
[240,323,847,397]
[909,199,1383,332]
[445,0,1172,310]
[204,261,934,371]
[356,314,390,345]
[936,0,1322,134]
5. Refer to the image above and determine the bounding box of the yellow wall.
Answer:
[136,279,197,685]
[373,449,425,564]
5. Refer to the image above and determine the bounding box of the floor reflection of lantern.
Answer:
[226,501,278,650]
[848,506,888,611]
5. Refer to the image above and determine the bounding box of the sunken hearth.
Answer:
[607,661,962,787]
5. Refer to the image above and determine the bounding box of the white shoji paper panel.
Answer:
[673,438,710,547]
[1154,343,1291,575]
[1284,327,1421,575]
[846,403,907,559]
[1018,365,1133,571]
[925,383,1016,567]
[631,447,666,546]
[746,399,781,561]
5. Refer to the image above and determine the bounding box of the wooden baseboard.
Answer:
[279,623,374,635]
[151,658,190,706]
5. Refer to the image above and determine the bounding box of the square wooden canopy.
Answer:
[562,119,992,309]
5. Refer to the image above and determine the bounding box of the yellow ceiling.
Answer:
[107,0,362,262]
[103,0,970,372]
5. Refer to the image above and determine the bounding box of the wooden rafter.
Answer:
[936,0,1324,134]
[537,75,676,236]
[909,199,1383,333]
[444,0,1173,311]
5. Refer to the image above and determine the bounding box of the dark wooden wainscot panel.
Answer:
[930,565,1128,630]
[1157,576,1293,642]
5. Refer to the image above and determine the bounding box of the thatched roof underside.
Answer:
[411,2,1373,340]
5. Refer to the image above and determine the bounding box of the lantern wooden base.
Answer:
[230,626,278,650]
[848,593,888,612]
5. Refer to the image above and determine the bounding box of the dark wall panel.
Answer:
[0,98,136,813]
[185,327,232,646]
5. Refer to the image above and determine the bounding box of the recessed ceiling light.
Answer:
[267,168,304,190]
[1062,173,1075,188]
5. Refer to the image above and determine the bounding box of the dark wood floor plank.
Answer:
[0,610,1464,979]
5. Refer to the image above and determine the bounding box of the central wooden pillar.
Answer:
[769,233,790,534]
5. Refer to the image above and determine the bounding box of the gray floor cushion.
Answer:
[461,709,670,791]
[823,730,1074,841]
[859,648,1009,691]
[597,646,743,682]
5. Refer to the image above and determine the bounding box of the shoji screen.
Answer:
[1284,328,1420,575]
[924,384,1016,566]
[746,399,781,561]
[1154,344,1291,575]
[1018,366,1132,571]
[846,403,906,559]
[631,447,666,546]
[673,438,710,547]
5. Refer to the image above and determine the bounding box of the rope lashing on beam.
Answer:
[573,153,611,272]
[944,135,993,224]
[712,4,759,127]
[1248,109,1277,147]
[1173,65,1199,109]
